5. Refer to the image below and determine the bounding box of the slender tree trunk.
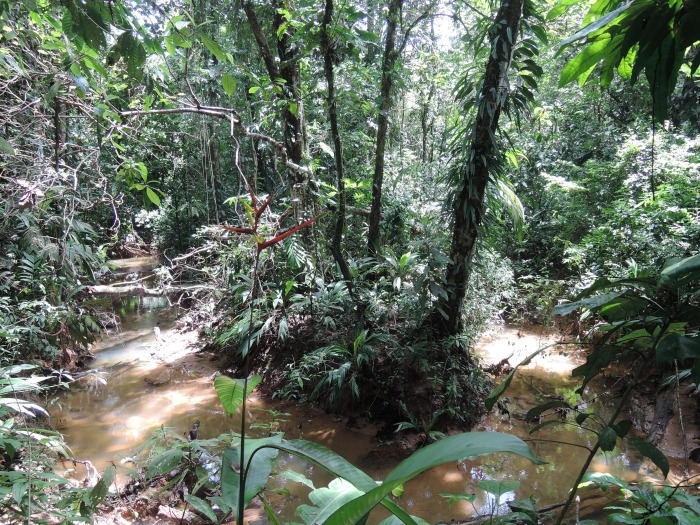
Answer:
[321,0,355,299]
[439,0,524,335]
[241,0,309,219]
[54,95,65,171]
[420,83,434,162]
[367,0,402,254]
[364,0,380,65]
[209,124,220,223]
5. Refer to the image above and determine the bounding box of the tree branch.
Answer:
[240,0,281,80]
[117,106,311,174]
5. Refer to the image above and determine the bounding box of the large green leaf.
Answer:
[377,516,430,525]
[628,438,669,478]
[656,334,700,366]
[324,433,542,525]
[552,292,622,317]
[147,448,183,477]
[221,434,281,517]
[558,3,631,48]
[199,33,227,62]
[547,0,583,20]
[184,494,217,522]
[296,478,365,525]
[222,73,237,96]
[214,374,260,415]
[659,255,700,289]
[572,344,621,391]
[270,440,417,524]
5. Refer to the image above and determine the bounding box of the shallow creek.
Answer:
[49,264,691,524]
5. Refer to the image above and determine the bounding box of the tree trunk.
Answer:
[439,0,524,335]
[367,0,402,254]
[321,0,355,299]
[241,0,310,220]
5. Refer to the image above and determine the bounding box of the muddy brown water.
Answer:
[50,266,696,524]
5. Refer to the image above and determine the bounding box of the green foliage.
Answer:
[487,254,700,522]
[0,366,112,523]
[214,374,261,415]
[579,472,700,524]
[278,330,392,409]
[553,0,700,120]
[274,433,540,525]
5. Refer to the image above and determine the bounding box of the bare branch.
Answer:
[117,105,311,175]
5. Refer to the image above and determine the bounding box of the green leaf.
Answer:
[579,471,628,490]
[572,344,620,390]
[656,334,700,366]
[612,420,633,438]
[0,137,15,155]
[199,33,227,62]
[146,187,161,206]
[560,34,617,86]
[659,255,700,288]
[184,494,218,522]
[597,295,649,322]
[221,435,281,518]
[525,401,570,422]
[269,439,418,523]
[547,0,581,20]
[439,492,477,506]
[296,478,364,525]
[377,516,430,525]
[222,73,236,96]
[355,29,380,42]
[147,448,184,477]
[324,433,542,525]
[87,464,115,507]
[280,469,315,489]
[628,438,669,478]
[485,348,545,411]
[552,292,622,317]
[214,375,261,415]
[598,426,618,452]
[558,3,631,48]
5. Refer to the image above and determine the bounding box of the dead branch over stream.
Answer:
[85,283,215,298]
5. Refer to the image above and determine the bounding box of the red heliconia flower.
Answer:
[221,182,322,253]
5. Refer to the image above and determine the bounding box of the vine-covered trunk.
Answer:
[241,0,309,219]
[321,0,355,299]
[367,0,402,254]
[440,0,524,335]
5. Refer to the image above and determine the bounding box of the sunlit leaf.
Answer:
[214,375,261,415]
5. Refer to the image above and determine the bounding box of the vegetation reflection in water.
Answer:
[51,301,659,524]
